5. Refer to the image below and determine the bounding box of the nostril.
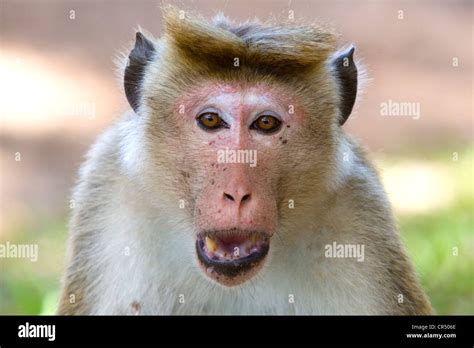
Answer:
[224,193,235,201]
[241,194,251,202]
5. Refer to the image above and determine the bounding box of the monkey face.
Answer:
[126,25,348,288]
[159,81,314,286]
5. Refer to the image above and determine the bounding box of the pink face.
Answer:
[174,82,305,286]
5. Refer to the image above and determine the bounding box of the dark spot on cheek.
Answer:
[286,124,291,128]
[218,209,221,213]
[209,140,215,145]
[198,208,202,215]
[210,179,215,185]
[279,136,283,140]
[282,139,288,144]
[223,167,227,172]
[180,171,190,179]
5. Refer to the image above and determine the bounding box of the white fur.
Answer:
[90,197,383,314]
[80,118,385,315]
[329,136,355,191]
[117,112,149,178]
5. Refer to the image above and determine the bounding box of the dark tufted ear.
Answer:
[124,32,156,113]
[331,47,358,126]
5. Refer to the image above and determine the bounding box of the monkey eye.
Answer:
[251,114,282,134]
[197,112,227,131]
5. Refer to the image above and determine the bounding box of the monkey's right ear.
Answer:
[331,47,358,126]
[124,32,156,112]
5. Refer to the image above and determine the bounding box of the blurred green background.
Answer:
[0,0,472,314]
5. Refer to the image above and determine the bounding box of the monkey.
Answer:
[58,6,432,315]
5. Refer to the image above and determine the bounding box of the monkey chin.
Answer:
[195,230,270,287]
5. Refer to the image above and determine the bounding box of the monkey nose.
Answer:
[223,191,251,205]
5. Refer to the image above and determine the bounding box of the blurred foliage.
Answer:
[402,200,473,314]
[0,219,67,315]
[399,148,474,314]
[0,149,472,315]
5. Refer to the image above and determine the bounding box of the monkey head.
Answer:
[121,7,358,287]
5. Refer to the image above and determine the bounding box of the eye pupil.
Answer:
[197,112,224,130]
[254,115,281,133]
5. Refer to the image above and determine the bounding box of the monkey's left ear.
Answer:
[331,47,358,126]
[124,32,156,113]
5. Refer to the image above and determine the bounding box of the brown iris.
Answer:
[252,115,281,133]
[197,112,223,130]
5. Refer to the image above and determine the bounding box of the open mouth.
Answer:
[196,230,270,286]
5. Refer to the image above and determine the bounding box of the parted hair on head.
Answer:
[161,5,337,75]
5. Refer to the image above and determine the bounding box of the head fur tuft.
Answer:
[161,5,337,76]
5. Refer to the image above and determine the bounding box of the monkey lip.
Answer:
[196,230,270,285]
